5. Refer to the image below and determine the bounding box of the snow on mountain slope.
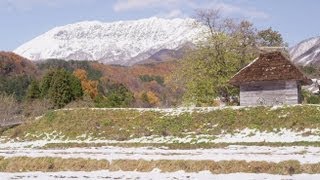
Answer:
[14,17,204,66]
[289,36,320,66]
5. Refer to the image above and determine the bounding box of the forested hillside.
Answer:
[0,52,38,76]
[0,52,38,101]
[0,53,181,125]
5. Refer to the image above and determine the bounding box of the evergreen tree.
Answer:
[40,69,83,108]
[107,83,134,107]
[70,75,84,99]
[0,75,32,101]
[26,80,41,99]
[40,70,55,98]
[95,82,134,108]
[48,70,74,108]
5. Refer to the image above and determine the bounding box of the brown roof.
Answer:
[229,51,312,86]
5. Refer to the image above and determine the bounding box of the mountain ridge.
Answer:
[289,36,320,66]
[14,17,204,66]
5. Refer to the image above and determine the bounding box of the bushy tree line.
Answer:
[26,69,82,108]
[95,79,134,108]
[25,59,134,107]
[37,59,102,80]
[0,76,32,101]
[26,68,135,109]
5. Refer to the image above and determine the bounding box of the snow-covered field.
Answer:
[0,144,320,164]
[1,127,320,164]
[4,127,320,147]
[2,105,320,178]
[1,170,320,180]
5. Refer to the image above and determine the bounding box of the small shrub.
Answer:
[307,95,320,104]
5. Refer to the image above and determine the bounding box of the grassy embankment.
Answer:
[2,105,320,142]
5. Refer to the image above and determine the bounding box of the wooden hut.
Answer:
[229,51,312,106]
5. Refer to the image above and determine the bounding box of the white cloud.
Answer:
[165,9,186,18]
[113,0,269,20]
[113,0,183,12]
[208,2,269,20]
[156,9,188,19]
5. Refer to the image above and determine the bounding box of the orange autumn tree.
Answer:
[73,69,99,99]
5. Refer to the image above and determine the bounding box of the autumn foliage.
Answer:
[73,69,99,99]
[0,51,38,76]
[0,52,180,108]
[0,52,38,101]
[91,61,178,107]
[141,91,160,107]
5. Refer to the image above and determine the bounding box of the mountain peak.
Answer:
[289,36,320,66]
[14,17,203,65]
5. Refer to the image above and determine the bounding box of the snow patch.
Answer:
[1,145,320,163]
[2,127,320,148]
[2,171,320,180]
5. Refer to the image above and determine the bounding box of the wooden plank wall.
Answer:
[240,80,299,106]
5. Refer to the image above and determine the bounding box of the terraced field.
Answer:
[1,105,320,179]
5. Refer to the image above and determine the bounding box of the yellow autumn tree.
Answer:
[147,91,160,105]
[141,91,160,106]
[73,69,99,99]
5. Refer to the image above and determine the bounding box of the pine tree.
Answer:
[26,80,41,99]
[40,70,55,98]
[48,70,74,108]
[40,69,83,108]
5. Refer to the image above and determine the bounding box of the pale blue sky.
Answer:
[0,0,319,50]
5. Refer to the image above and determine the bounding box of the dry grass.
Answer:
[0,157,320,174]
[41,142,228,149]
[0,157,109,172]
[41,141,320,150]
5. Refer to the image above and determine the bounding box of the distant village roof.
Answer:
[229,51,312,86]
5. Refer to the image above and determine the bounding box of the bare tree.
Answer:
[195,9,259,67]
[195,8,221,37]
[0,94,21,126]
[234,20,259,67]
[22,99,53,119]
[194,8,239,38]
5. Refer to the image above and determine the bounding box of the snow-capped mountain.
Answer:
[14,17,204,66]
[289,36,320,66]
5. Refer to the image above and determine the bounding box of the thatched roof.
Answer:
[229,51,312,86]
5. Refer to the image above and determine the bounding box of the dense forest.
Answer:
[0,51,182,124]
[0,52,178,105]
